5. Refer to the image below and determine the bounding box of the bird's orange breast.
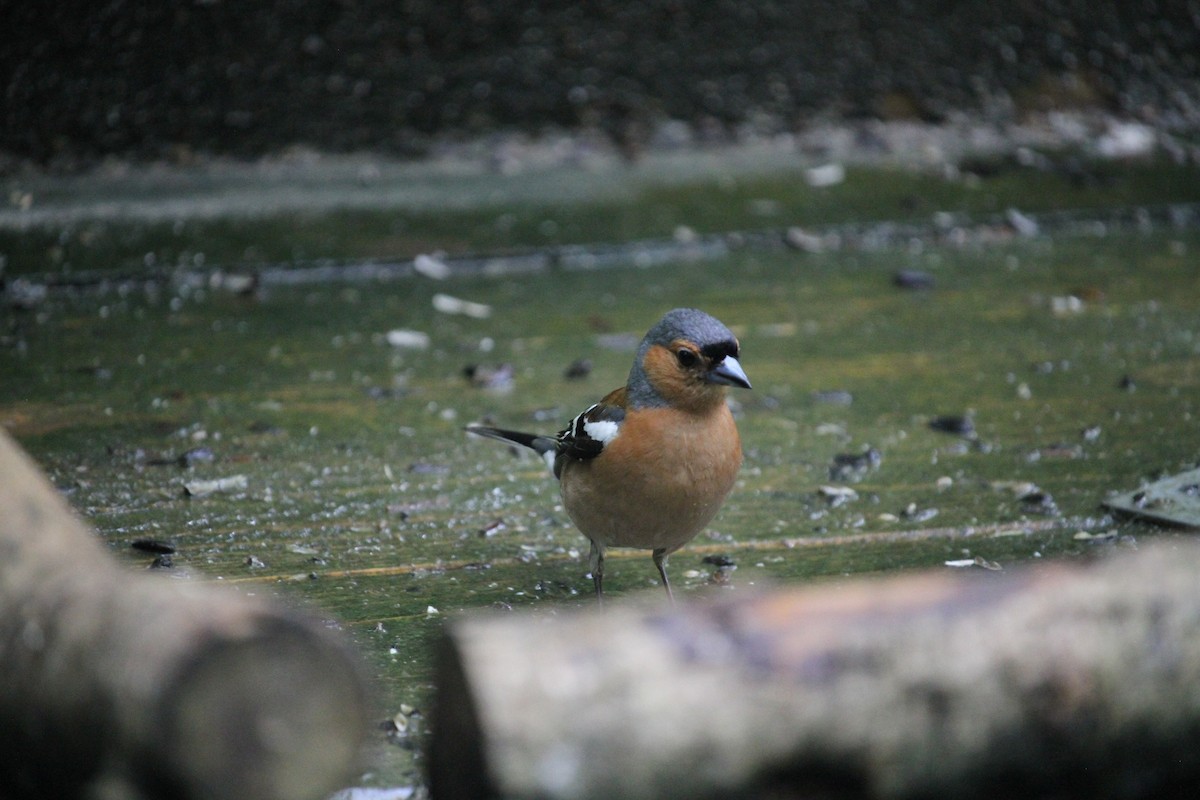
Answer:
[558,403,742,553]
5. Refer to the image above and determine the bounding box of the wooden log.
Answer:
[0,428,369,800]
[432,543,1200,799]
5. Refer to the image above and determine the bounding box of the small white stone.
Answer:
[805,162,845,187]
[385,329,431,349]
[413,253,452,280]
[432,293,491,318]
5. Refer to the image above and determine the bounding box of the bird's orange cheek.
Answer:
[642,344,707,408]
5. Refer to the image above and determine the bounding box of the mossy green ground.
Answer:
[2,159,1199,789]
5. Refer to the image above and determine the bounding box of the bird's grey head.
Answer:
[642,308,737,352]
[628,308,750,407]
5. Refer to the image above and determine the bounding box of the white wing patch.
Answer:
[583,418,620,445]
[542,449,557,471]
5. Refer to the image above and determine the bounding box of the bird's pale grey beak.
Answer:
[707,355,752,389]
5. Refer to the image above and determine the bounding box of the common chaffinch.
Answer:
[467,308,751,602]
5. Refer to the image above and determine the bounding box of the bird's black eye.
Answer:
[676,348,699,367]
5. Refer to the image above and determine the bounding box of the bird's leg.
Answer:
[588,539,605,605]
[652,547,675,605]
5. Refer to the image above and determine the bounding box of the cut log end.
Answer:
[159,617,369,800]
[0,427,370,800]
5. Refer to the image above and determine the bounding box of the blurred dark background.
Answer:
[4,0,1199,167]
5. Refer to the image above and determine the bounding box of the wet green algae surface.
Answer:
[3,160,1200,789]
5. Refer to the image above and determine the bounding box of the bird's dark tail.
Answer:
[465,424,558,457]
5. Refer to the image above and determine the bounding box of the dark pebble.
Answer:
[709,565,736,585]
[132,538,177,554]
[893,270,935,290]
[563,358,593,380]
[929,415,975,437]
[177,446,215,467]
[1118,375,1137,391]
[701,554,736,567]
[149,554,174,569]
[1019,490,1060,515]
[830,448,882,480]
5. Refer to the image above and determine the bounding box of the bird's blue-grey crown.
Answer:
[627,308,746,407]
[646,308,736,350]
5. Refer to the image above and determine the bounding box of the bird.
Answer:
[466,308,751,603]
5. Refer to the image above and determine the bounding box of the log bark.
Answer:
[432,543,1200,799]
[0,428,369,800]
